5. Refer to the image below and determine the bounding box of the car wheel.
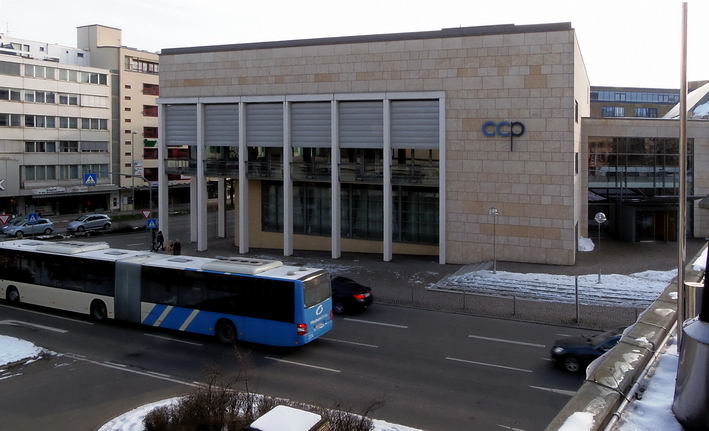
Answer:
[215,319,237,344]
[333,302,345,314]
[6,286,19,303]
[103,223,111,231]
[563,355,581,373]
[77,226,85,232]
[15,231,23,238]
[90,300,108,321]
[44,228,52,235]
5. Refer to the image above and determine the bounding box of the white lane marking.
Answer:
[147,371,172,378]
[497,425,526,431]
[0,319,67,334]
[529,385,577,397]
[343,318,408,329]
[0,304,93,325]
[144,333,203,347]
[104,361,127,368]
[467,334,546,348]
[445,356,533,373]
[556,334,571,337]
[178,310,200,331]
[264,356,341,373]
[127,243,144,246]
[321,337,379,348]
[153,306,173,327]
[540,358,552,362]
[66,352,86,359]
[63,353,200,387]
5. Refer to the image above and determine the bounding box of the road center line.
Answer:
[0,319,68,334]
[445,356,533,373]
[320,337,379,348]
[264,356,341,373]
[467,334,545,348]
[343,318,408,329]
[529,385,576,396]
[143,333,203,347]
[0,304,93,325]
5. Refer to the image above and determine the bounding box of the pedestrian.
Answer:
[156,230,165,251]
[173,239,181,256]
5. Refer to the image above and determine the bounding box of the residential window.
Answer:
[91,118,99,129]
[59,69,68,80]
[144,148,158,159]
[25,166,35,181]
[10,89,20,101]
[77,52,84,58]
[601,106,625,117]
[81,141,108,152]
[81,118,90,129]
[68,70,77,82]
[0,113,21,127]
[59,141,79,152]
[46,92,55,104]
[69,165,79,179]
[125,118,131,123]
[45,67,55,79]
[125,96,131,100]
[69,117,78,129]
[25,142,34,152]
[125,84,131,89]
[99,119,108,130]
[46,116,55,128]
[635,107,658,118]
[143,105,158,117]
[46,166,56,180]
[46,141,55,152]
[0,61,21,76]
[124,107,131,111]
[25,91,35,103]
[144,127,158,138]
[25,115,35,127]
[125,57,159,74]
[59,117,69,128]
[142,83,160,96]
[35,166,46,181]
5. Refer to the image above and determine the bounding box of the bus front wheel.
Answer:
[215,320,237,344]
[90,300,108,321]
[6,286,19,303]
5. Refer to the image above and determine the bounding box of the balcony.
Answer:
[247,160,283,180]
[391,164,439,187]
[291,161,331,181]
[339,162,383,184]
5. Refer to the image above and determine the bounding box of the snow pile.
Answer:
[692,247,707,271]
[578,237,595,252]
[558,411,594,431]
[250,405,322,431]
[0,335,42,366]
[617,341,682,431]
[437,269,676,307]
[99,397,423,431]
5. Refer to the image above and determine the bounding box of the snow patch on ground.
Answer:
[0,335,42,367]
[558,411,595,431]
[578,237,595,252]
[617,341,682,431]
[437,269,676,307]
[692,247,707,271]
[98,397,423,431]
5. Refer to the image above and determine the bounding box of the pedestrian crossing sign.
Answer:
[83,173,98,186]
[27,213,39,224]
[146,218,158,230]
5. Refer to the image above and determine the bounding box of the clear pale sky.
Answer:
[1,0,706,89]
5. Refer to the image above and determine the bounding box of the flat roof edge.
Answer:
[162,22,572,55]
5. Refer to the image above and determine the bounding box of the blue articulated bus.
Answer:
[0,240,332,346]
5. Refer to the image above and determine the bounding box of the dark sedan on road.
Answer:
[550,327,625,373]
[331,276,373,314]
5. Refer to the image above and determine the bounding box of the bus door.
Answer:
[114,258,145,322]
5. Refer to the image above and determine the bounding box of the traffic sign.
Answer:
[82,173,97,186]
[141,210,151,219]
[0,214,10,225]
[146,218,158,230]
[27,213,39,224]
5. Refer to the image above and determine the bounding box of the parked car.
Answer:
[331,276,373,314]
[67,214,112,233]
[1,218,54,238]
[550,327,626,373]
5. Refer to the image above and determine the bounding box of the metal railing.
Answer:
[290,162,331,181]
[391,164,439,186]
[339,162,384,183]
[246,160,283,179]
[205,159,239,177]
[166,159,197,176]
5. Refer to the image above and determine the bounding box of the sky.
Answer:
[0,0,706,89]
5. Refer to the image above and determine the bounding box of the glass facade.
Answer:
[601,106,625,117]
[591,90,679,104]
[635,107,658,118]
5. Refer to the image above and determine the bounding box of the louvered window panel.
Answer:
[246,103,283,147]
[165,104,197,146]
[338,101,383,148]
[205,104,238,146]
[391,100,439,149]
[291,102,331,148]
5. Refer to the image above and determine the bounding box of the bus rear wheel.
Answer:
[90,300,108,321]
[6,286,19,303]
[215,320,237,344]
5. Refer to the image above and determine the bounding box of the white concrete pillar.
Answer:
[189,177,197,243]
[331,100,341,259]
[157,104,169,243]
[438,97,446,265]
[238,102,249,253]
[383,99,392,262]
[217,177,226,238]
[283,102,293,256]
[196,103,207,251]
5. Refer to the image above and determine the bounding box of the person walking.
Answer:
[156,230,165,251]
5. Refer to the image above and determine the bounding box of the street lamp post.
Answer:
[489,207,499,273]
[594,212,607,284]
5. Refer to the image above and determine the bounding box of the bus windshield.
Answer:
[303,272,331,308]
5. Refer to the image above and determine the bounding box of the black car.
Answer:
[331,276,373,314]
[550,327,626,373]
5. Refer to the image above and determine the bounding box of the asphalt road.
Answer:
[0,298,587,431]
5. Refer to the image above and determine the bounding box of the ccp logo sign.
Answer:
[481,121,525,138]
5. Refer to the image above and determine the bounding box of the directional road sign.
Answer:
[0,214,10,225]
[82,173,98,186]
[141,210,151,219]
[27,213,39,224]
[146,218,158,230]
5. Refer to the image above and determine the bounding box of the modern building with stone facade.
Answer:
[156,22,591,265]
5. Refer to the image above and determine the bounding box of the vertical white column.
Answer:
[330,100,341,259]
[238,102,248,253]
[196,103,207,251]
[217,177,226,238]
[157,103,169,242]
[283,102,293,256]
[438,97,446,265]
[189,177,197,242]
[383,99,392,262]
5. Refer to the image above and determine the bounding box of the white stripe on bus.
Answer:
[178,309,200,331]
[153,306,173,327]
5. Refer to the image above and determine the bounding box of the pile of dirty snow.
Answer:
[0,335,43,366]
[577,237,595,252]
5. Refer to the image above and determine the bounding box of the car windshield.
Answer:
[10,219,24,226]
[74,216,88,221]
